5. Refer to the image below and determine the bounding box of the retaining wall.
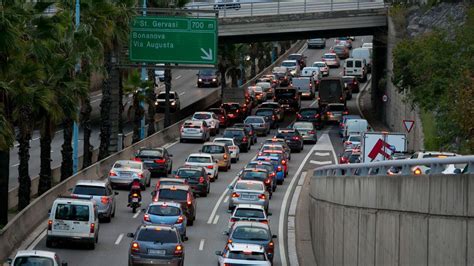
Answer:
[309,173,474,265]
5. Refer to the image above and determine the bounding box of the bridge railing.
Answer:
[186,0,388,18]
[314,155,474,176]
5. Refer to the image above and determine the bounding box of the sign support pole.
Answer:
[164,64,171,128]
[139,0,147,140]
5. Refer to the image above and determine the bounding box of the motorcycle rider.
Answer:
[128,175,145,206]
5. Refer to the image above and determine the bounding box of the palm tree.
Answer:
[0,110,14,226]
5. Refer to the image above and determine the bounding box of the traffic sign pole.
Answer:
[164,65,171,128]
[139,0,147,140]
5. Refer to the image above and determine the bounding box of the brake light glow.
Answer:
[109,171,117,177]
[258,194,266,199]
[224,154,228,160]
[144,213,150,222]
[131,242,140,252]
[132,193,139,197]
[133,157,141,162]
[138,173,144,179]
[174,245,183,255]
[282,160,287,165]
[90,223,95,234]
[232,192,240,198]
[268,240,274,254]
[187,194,192,206]
[155,158,166,164]
[206,165,214,169]
[199,176,205,183]
[277,166,282,171]
[308,130,315,134]
[292,136,300,141]
[297,113,302,119]
[176,215,185,224]
[101,196,109,204]
[242,137,248,142]
[414,168,422,175]
[230,218,237,223]
[270,172,276,177]
[264,179,271,184]
[48,220,52,230]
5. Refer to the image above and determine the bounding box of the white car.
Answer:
[180,120,211,143]
[344,134,361,150]
[410,151,459,175]
[192,111,220,136]
[228,204,269,230]
[216,243,271,266]
[185,153,219,181]
[281,60,300,76]
[8,250,67,266]
[311,61,329,76]
[214,137,240,163]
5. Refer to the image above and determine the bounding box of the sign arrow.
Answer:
[200,48,213,61]
[314,152,331,157]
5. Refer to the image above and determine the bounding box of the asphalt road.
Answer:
[28,36,372,265]
[8,68,220,189]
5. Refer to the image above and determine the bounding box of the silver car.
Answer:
[244,116,270,136]
[180,120,211,143]
[71,180,118,222]
[290,121,318,144]
[109,160,151,189]
[324,103,347,123]
[228,180,270,212]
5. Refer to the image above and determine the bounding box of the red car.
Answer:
[209,107,229,127]
[222,102,244,123]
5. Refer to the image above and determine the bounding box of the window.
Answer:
[328,105,345,112]
[13,256,55,266]
[193,113,211,120]
[255,109,273,116]
[346,60,353,67]
[72,185,106,196]
[148,205,181,216]
[137,229,178,243]
[184,122,201,128]
[275,89,296,98]
[234,208,265,219]
[187,156,211,163]
[355,60,362,67]
[158,189,187,201]
[176,170,201,180]
[223,130,244,138]
[231,227,270,241]
[235,182,263,191]
[157,93,175,99]
[226,251,266,261]
[241,171,267,181]
[138,150,163,157]
[202,145,225,154]
[245,117,264,124]
[199,69,216,75]
[113,161,142,170]
[55,204,90,221]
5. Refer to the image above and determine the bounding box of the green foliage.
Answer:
[393,7,474,153]
[389,5,408,38]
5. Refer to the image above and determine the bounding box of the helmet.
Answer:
[132,173,140,182]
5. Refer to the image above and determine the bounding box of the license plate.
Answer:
[54,224,69,230]
[148,249,166,255]
[282,104,289,107]
[242,195,256,200]
[132,198,139,202]
[144,160,153,164]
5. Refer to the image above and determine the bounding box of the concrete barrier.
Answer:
[309,173,474,265]
[0,89,221,262]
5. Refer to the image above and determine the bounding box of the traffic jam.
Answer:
[9,36,381,266]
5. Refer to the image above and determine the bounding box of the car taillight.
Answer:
[144,214,150,222]
[309,82,312,87]
[199,176,205,183]
[272,115,276,120]
[155,158,166,164]
[277,166,282,171]
[258,194,266,199]
[174,244,183,256]
[90,223,95,234]
[176,215,185,224]
[327,112,332,115]
[236,109,239,113]
[292,136,300,141]
[345,141,352,145]
[297,113,302,119]
[270,172,276,177]
[343,111,349,115]
[268,241,274,253]
[309,130,315,134]
[264,179,271,184]
[131,242,140,253]
[133,157,141,162]
[230,218,237,223]
[315,114,320,118]
[340,96,343,101]
[317,96,321,100]
[187,194,192,206]
[261,220,269,224]
[414,168,422,175]
[340,123,344,127]
[109,171,117,176]
[224,154,228,159]
[48,220,52,230]
[138,173,144,179]
[206,165,214,169]
[282,160,287,165]
[243,137,248,142]
[232,192,240,198]
[132,193,139,197]
[101,196,109,204]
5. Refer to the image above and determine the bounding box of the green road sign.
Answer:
[129,16,217,65]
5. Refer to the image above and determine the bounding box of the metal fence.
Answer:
[314,155,474,176]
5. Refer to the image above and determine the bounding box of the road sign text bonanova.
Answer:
[130,16,217,65]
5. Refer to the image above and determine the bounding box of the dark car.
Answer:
[223,128,251,152]
[342,75,360,94]
[233,123,257,145]
[127,224,185,266]
[339,149,353,164]
[332,45,350,59]
[245,162,278,192]
[255,108,278,129]
[307,38,326,49]
[274,88,301,112]
[259,102,283,122]
[153,184,196,226]
[155,91,180,112]
[256,74,279,88]
[287,53,306,69]
[272,67,291,87]
[209,107,229,128]
[197,69,220,88]
[222,102,244,123]
[296,107,323,129]
[174,166,210,197]
[134,148,173,177]
[239,168,274,198]
[275,129,304,153]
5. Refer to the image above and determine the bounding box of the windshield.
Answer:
[232,227,270,241]
[176,169,201,179]
[13,257,54,266]
[158,189,187,201]
[222,104,240,111]
[255,109,273,116]
[348,136,361,142]
[323,54,336,60]
[235,208,265,219]
[248,164,273,173]
[72,185,106,196]
[227,251,266,261]
[137,229,178,243]
[328,105,345,111]
[293,122,313,130]
[313,62,325,67]
[276,131,297,137]
[333,46,345,52]
[193,113,211,120]
[215,139,233,146]
[245,117,264,124]
[210,109,223,115]
[275,90,296,98]
[148,205,181,216]
[300,109,318,116]
[138,150,163,157]
[235,182,263,190]
[157,93,175,99]
[198,69,215,75]
[114,161,141,170]
[242,171,267,181]
[187,156,211,163]
[183,121,201,128]
[202,145,225,154]
[281,61,296,67]
[223,130,244,138]
[55,204,89,221]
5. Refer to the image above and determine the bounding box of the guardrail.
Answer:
[314,155,474,176]
[187,0,388,18]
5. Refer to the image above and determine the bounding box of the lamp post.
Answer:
[72,0,80,174]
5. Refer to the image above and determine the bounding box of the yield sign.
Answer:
[403,120,415,133]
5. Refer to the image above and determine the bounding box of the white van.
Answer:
[344,58,367,82]
[291,77,314,99]
[301,67,322,81]
[351,48,372,72]
[344,119,369,139]
[46,196,99,249]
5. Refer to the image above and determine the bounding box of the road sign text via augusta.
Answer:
[129,16,217,65]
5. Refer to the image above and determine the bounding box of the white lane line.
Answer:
[133,209,142,219]
[115,233,124,245]
[162,140,179,149]
[213,215,219,225]
[179,92,185,96]
[207,175,240,224]
[199,239,205,251]
[309,100,317,107]
[356,75,372,129]
[91,98,101,104]
[309,160,332,165]
[298,172,307,186]
[11,163,19,167]
[175,75,182,80]
[223,195,229,203]
[314,152,330,156]
[27,230,47,250]
[278,144,318,266]
[32,137,40,141]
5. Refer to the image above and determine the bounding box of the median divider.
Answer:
[0,89,221,262]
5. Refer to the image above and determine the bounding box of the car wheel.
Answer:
[187,219,194,226]
[46,238,53,248]
[231,158,237,163]
[89,241,96,250]
[111,205,116,218]
[200,191,207,197]
[207,184,210,194]
[103,214,112,223]
[180,138,184,143]
[168,163,173,174]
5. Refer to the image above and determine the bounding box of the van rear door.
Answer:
[52,202,92,238]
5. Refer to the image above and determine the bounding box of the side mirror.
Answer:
[126,233,134,238]
[6,258,12,265]
[169,154,173,157]
[114,192,119,195]
[142,208,146,212]
[228,185,233,189]
[223,231,229,235]
[215,251,222,256]
[48,209,51,216]
[227,209,232,213]
[272,234,278,239]
[267,212,272,216]
[61,263,68,266]
[183,236,189,241]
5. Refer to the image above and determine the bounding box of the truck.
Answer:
[343,118,369,140]
[318,77,346,107]
[361,132,407,163]
[291,77,314,99]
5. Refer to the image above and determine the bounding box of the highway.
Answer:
[26,36,372,265]
[8,69,220,189]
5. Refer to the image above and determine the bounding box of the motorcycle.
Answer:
[129,192,141,213]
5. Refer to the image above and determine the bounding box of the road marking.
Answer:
[133,209,141,219]
[207,175,240,224]
[115,233,124,245]
[309,100,317,107]
[314,152,330,156]
[339,71,343,75]
[199,239,205,251]
[91,98,101,104]
[27,229,47,250]
[279,144,319,266]
[298,172,307,186]
[179,92,185,96]
[356,75,372,133]
[310,160,332,165]
[223,195,229,203]
[32,137,40,141]
[213,215,219,225]
[175,75,182,80]
[11,163,19,167]
[162,140,179,149]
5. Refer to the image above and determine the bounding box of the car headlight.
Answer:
[155,101,159,105]
[171,102,176,105]
[198,78,202,82]
[212,78,217,82]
